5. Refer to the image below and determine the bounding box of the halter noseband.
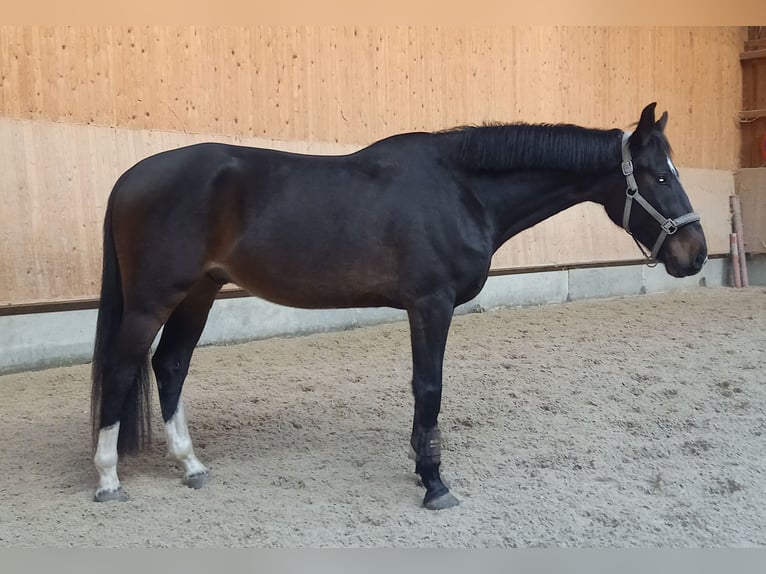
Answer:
[620,131,700,265]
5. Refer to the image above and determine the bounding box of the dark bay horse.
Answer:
[90,103,707,509]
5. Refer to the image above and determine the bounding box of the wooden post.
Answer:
[730,233,742,288]
[729,195,749,287]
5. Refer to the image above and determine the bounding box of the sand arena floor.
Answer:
[1,287,764,547]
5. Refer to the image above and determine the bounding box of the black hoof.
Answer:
[423,490,460,510]
[94,487,128,503]
[184,471,211,490]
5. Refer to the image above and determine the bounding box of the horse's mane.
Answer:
[442,122,625,173]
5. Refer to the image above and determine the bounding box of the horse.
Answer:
[90,102,707,509]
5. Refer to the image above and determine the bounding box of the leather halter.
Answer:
[620,131,700,264]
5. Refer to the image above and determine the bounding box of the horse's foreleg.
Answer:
[151,276,220,488]
[407,293,459,510]
[164,400,209,488]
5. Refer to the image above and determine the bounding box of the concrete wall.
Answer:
[0,259,732,375]
[745,254,766,286]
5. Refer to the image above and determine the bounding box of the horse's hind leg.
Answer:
[94,309,169,502]
[151,276,221,489]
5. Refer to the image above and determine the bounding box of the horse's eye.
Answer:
[658,175,667,184]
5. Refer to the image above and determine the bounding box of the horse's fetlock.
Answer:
[94,450,118,471]
[168,436,192,460]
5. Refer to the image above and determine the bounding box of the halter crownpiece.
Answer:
[620,131,700,263]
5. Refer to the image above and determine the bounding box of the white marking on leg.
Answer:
[165,400,207,478]
[94,422,121,495]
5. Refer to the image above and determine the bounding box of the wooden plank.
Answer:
[739,109,766,121]
[741,48,766,61]
[0,287,252,317]
[0,254,730,317]
[745,39,766,51]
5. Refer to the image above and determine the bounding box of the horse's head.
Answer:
[603,103,707,278]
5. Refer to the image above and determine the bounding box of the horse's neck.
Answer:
[468,170,606,252]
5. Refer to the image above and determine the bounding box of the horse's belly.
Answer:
[209,254,403,310]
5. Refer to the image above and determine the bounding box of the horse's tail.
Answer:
[90,186,152,455]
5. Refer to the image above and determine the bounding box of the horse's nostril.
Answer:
[694,251,708,269]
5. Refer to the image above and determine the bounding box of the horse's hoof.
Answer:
[184,471,211,490]
[94,487,128,503]
[423,490,460,510]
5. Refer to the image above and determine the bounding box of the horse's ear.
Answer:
[656,110,668,132]
[633,102,657,147]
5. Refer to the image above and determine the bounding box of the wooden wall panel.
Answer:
[0,26,748,307]
[0,26,745,169]
[0,118,358,307]
[0,118,735,308]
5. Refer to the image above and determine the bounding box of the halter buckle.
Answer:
[661,219,678,235]
[621,160,634,176]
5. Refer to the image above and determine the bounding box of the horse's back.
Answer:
[105,135,491,310]
[110,133,442,203]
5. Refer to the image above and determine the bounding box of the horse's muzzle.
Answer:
[661,225,708,278]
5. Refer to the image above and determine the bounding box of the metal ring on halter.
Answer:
[662,220,678,235]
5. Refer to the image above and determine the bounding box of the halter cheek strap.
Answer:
[620,131,701,263]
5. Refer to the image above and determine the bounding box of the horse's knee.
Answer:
[152,354,188,421]
[154,348,191,383]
